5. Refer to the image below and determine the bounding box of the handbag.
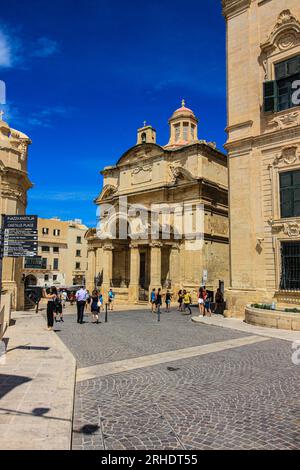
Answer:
[97,300,101,308]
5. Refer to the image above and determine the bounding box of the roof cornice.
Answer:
[222,0,251,19]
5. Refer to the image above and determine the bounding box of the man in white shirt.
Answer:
[75,287,87,324]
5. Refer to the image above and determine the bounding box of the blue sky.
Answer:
[0,0,226,227]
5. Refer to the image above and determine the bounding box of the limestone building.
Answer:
[86,102,229,303]
[223,0,300,316]
[0,116,33,318]
[23,217,88,289]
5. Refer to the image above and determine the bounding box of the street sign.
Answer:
[2,215,38,258]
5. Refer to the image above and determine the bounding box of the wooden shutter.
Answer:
[263,81,277,112]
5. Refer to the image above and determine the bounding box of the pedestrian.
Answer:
[202,286,208,316]
[91,290,100,324]
[214,288,224,315]
[150,288,156,313]
[204,291,212,317]
[98,292,104,312]
[108,288,115,311]
[178,289,183,312]
[198,287,205,316]
[85,290,91,311]
[61,290,68,308]
[156,288,162,315]
[54,291,64,322]
[165,290,172,312]
[183,289,192,315]
[43,287,57,331]
[76,286,87,324]
[70,291,76,306]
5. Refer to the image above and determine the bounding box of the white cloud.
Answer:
[0,25,58,69]
[32,37,58,58]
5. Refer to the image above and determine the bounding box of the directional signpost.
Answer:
[3,215,38,258]
[0,215,38,305]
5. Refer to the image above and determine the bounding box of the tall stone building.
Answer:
[86,102,229,303]
[0,116,33,313]
[23,217,88,289]
[223,0,300,316]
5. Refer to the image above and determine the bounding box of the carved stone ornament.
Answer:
[283,222,300,237]
[169,165,195,183]
[261,10,300,55]
[266,111,300,131]
[268,219,300,238]
[0,183,26,205]
[272,146,299,167]
[131,165,152,175]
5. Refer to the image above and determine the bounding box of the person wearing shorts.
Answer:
[183,290,192,315]
[198,287,205,316]
[108,289,115,311]
[150,288,156,312]
[165,290,172,312]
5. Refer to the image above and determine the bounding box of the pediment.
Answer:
[116,143,164,166]
[94,184,118,204]
[260,10,300,55]
[85,228,96,240]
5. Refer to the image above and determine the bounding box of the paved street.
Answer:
[55,306,300,450]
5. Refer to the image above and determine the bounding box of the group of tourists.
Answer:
[150,286,224,317]
[43,286,115,330]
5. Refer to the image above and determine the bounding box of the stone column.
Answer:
[150,242,162,292]
[128,243,140,303]
[86,248,96,292]
[102,243,113,300]
[169,243,181,294]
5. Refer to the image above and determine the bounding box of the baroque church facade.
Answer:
[223,0,300,317]
[86,102,229,303]
[0,116,33,324]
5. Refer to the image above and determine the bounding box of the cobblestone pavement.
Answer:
[56,307,300,450]
[55,307,250,367]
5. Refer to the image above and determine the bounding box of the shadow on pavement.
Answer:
[0,374,32,399]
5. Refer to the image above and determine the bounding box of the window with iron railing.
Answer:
[280,241,300,291]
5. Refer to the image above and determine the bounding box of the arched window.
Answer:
[141,132,147,144]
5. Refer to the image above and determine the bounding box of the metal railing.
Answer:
[280,241,300,291]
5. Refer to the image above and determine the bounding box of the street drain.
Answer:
[167,366,180,372]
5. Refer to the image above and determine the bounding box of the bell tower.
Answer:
[137,121,156,145]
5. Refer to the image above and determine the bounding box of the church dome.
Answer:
[171,101,196,118]
[166,100,199,148]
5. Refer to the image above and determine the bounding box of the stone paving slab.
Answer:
[191,314,300,342]
[0,310,76,450]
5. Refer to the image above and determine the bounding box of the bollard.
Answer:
[105,303,108,323]
[157,304,161,322]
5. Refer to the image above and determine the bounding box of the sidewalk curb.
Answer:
[191,315,300,343]
[50,318,77,450]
